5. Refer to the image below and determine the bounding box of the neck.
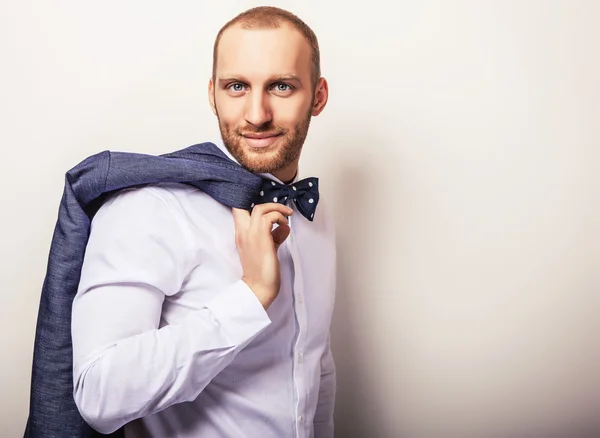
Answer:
[272,163,298,184]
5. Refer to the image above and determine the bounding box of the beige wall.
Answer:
[1,1,598,437]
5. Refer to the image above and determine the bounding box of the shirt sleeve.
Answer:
[71,187,271,434]
[313,333,337,438]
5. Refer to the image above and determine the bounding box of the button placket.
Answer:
[287,215,309,438]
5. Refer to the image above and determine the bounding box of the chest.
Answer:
[160,194,336,347]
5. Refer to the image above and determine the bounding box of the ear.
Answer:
[311,77,329,116]
[208,78,217,116]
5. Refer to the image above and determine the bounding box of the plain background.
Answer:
[1,1,599,437]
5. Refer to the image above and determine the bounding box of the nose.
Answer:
[244,90,272,127]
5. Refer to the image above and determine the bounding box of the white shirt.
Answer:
[71,141,337,438]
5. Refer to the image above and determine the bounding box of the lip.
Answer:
[242,133,282,148]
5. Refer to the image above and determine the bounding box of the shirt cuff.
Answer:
[204,279,272,346]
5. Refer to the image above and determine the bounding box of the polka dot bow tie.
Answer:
[252,177,320,222]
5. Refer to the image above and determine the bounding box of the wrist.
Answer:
[242,277,274,310]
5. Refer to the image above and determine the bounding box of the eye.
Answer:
[273,83,293,93]
[228,83,246,93]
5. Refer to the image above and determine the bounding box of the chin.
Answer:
[222,133,296,174]
[243,151,285,174]
[243,157,280,174]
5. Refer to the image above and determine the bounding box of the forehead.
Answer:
[216,24,312,80]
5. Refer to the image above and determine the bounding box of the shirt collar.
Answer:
[214,139,300,185]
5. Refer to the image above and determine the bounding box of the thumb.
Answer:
[272,223,291,249]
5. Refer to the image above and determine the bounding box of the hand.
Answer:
[232,203,294,309]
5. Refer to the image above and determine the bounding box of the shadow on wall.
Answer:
[326,130,393,438]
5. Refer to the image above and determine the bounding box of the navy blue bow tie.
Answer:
[252,177,319,221]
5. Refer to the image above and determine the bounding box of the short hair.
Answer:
[212,6,321,89]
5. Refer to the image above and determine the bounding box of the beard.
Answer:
[217,108,313,175]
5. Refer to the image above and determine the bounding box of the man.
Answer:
[71,6,337,438]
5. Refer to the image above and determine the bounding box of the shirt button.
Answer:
[299,414,304,422]
[297,293,303,304]
[298,352,303,364]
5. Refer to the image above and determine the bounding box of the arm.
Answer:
[71,188,271,434]
[313,333,337,438]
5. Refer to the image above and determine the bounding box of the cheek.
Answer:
[216,96,243,124]
[274,98,312,124]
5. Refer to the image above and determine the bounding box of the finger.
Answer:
[251,203,293,229]
[259,211,290,231]
[272,223,291,248]
[251,202,294,218]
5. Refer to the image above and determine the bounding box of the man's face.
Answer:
[209,24,326,180]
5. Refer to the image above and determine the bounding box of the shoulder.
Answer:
[309,194,337,245]
[98,183,198,216]
[316,195,334,223]
[92,183,202,239]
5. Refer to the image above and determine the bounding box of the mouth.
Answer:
[241,133,282,148]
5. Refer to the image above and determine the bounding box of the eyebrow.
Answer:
[217,74,302,85]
